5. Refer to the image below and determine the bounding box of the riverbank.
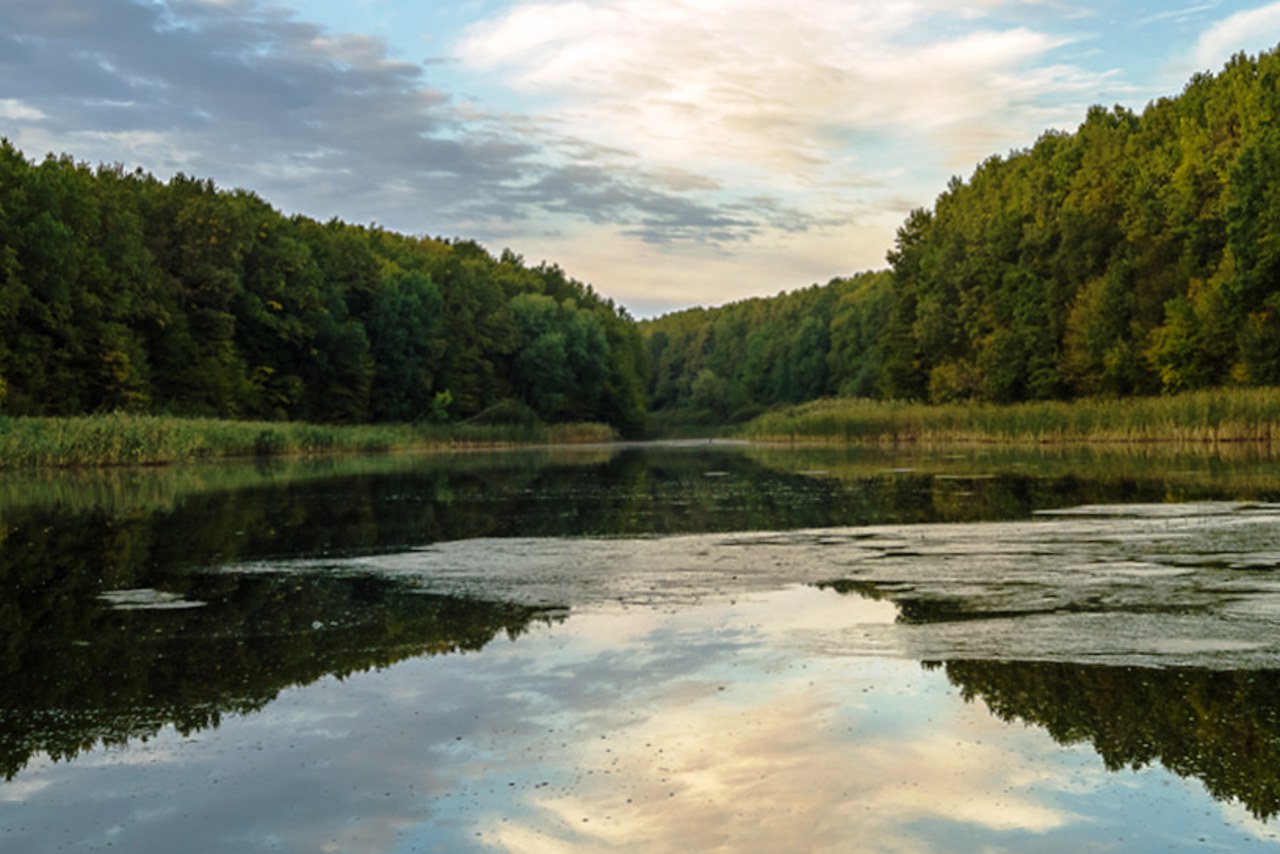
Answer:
[739,389,1280,446]
[11,388,1280,468]
[0,412,618,467]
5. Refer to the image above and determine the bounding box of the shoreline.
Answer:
[8,388,1280,469]
[737,389,1280,448]
[0,413,619,469]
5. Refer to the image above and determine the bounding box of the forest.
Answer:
[645,46,1280,420]
[0,141,647,433]
[8,46,1280,434]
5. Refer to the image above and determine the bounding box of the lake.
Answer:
[4,442,1280,852]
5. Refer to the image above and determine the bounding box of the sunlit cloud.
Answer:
[1193,2,1280,69]
[1,0,1269,312]
[508,219,901,314]
[485,676,1083,853]
[448,0,1126,307]
[458,0,1108,183]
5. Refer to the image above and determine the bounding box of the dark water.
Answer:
[5,443,1280,852]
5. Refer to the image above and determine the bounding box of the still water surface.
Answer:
[5,443,1280,852]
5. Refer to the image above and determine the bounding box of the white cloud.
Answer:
[1217,796,1280,843]
[455,0,1167,309]
[0,0,1141,311]
[1193,2,1280,70]
[447,0,1119,307]
[0,98,46,121]
[485,677,1083,853]
[11,126,197,177]
[457,0,1105,185]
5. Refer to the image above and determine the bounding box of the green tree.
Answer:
[367,270,446,422]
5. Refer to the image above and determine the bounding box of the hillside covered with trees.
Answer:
[0,141,646,433]
[645,270,892,424]
[645,46,1280,419]
[9,46,1280,437]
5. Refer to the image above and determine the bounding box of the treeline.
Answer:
[12,44,1280,435]
[646,46,1280,415]
[0,140,646,432]
[645,270,893,421]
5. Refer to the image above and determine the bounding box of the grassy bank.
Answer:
[740,389,1280,446]
[0,413,618,468]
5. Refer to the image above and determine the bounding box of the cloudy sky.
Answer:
[3,1,1280,316]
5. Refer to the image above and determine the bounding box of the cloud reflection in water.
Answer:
[12,583,1249,854]
[4,586,1279,852]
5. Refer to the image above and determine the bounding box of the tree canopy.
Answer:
[645,45,1280,416]
[10,45,1280,430]
[0,146,647,433]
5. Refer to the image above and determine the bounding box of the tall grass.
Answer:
[740,389,1280,446]
[0,412,619,468]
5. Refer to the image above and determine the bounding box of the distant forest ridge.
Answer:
[0,140,647,431]
[6,45,1280,432]
[645,44,1280,421]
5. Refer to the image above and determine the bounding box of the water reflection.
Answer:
[10,442,1280,542]
[4,590,1277,853]
[0,572,559,780]
[936,660,1280,821]
[7,445,1280,851]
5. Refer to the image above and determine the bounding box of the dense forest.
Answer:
[0,140,647,432]
[645,270,892,423]
[9,45,1280,433]
[646,46,1280,418]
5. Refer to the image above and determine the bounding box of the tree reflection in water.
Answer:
[932,660,1280,821]
[0,573,560,780]
[7,443,1280,826]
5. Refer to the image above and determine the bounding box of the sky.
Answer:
[3,2,1280,317]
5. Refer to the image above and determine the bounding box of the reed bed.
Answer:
[0,412,618,468]
[740,389,1280,446]
[544,422,621,445]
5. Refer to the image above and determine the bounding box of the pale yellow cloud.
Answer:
[482,674,1082,853]
[458,0,1103,183]
[497,217,900,314]
[452,0,1118,309]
